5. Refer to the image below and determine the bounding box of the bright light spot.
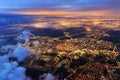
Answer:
[93,20,100,25]
[85,26,92,31]
[33,23,51,28]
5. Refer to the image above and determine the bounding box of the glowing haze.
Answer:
[0,0,120,16]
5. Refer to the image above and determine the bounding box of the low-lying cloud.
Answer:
[0,55,27,80]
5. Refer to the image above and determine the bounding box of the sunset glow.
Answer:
[0,0,120,16]
[12,10,109,16]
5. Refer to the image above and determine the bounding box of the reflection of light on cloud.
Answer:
[58,20,80,27]
[59,21,72,26]
[85,26,92,31]
[33,23,51,28]
[92,19,100,26]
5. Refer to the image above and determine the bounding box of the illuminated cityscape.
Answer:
[0,0,120,80]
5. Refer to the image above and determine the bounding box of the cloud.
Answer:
[16,31,33,44]
[1,30,33,62]
[1,43,32,62]
[2,45,16,54]
[12,44,32,61]
[0,30,34,80]
[0,55,27,80]
[45,73,55,80]
[0,62,26,80]
[39,73,56,80]
[0,55,9,66]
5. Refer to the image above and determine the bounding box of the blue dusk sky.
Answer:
[0,0,120,16]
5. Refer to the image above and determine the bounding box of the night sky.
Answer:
[0,0,120,16]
